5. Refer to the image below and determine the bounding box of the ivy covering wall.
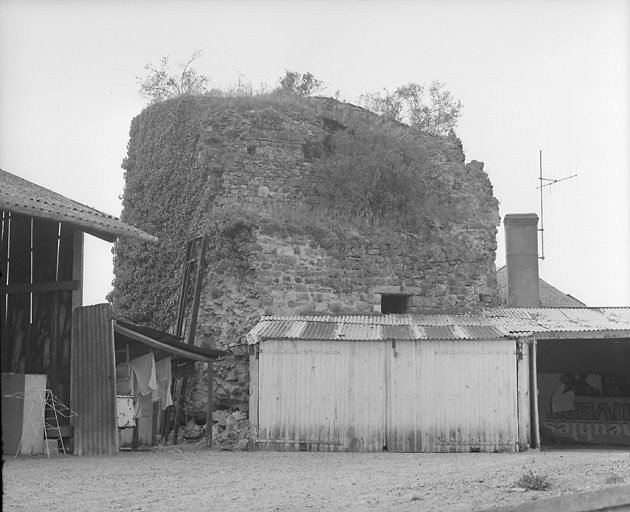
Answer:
[109,96,209,327]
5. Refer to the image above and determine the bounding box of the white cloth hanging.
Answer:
[155,357,173,410]
[130,353,157,418]
[130,352,157,396]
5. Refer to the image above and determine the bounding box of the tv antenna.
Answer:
[537,150,577,260]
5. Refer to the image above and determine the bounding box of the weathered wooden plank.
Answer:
[6,214,31,373]
[51,290,73,423]
[32,218,59,284]
[57,224,75,281]
[1,211,10,372]
[52,224,76,418]
[1,280,80,293]
[30,287,56,376]
[71,231,83,311]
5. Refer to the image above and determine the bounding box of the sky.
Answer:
[1,0,628,307]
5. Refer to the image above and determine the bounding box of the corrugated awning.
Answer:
[114,320,226,362]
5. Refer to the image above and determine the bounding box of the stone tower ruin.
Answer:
[111,94,500,423]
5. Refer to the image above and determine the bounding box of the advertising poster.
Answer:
[538,373,630,446]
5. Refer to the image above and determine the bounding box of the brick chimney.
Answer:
[504,213,541,307]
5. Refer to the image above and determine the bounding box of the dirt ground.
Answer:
[2,445,629,512]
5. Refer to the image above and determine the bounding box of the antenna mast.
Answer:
[537,150,577,260]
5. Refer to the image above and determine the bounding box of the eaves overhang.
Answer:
[114,320,226,362]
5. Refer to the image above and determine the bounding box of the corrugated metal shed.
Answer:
[0,169,157,243]
[250,326,528,453]
[248,308,630,454]
[247,308,630,344]
[69,305,227,456]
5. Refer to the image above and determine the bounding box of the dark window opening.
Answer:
[381,294,410,314]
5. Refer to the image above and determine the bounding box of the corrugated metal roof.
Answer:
[382,324,415,340]
[301,321,337,339]
[602,308,630,322]
[247,307,630,344]
[114,320,226,361]
[0,169,157,243]
[484,308,630,333]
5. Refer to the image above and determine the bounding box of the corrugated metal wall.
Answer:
[257,339,386,451]
[388,339,518,452]
[71,303,118,455]
[255,338,520,453]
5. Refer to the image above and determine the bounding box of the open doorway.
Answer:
[536,338,630,448]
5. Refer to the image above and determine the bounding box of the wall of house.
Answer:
[114,95,501,429]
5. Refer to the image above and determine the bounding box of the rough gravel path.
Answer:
[2,447,629,511]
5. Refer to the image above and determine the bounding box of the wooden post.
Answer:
[173,369,190,443]
[71,230,84,312]
[248,345,259,451]
[206,362,213,448]
[530,338,541,449]
[516,338,531,451]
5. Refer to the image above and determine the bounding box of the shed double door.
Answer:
[387,339,520,452]
[255,339,520,452]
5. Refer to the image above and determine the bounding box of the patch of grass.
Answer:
[516,470,552,491]
[197,90,315,115]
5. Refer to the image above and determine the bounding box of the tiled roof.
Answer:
[496,265,586,307]
[0,169,157,243]
[247,308,630,344]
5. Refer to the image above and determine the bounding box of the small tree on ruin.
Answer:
[276,70,324,97]
[359,80,463,136]
[137,50,210,104]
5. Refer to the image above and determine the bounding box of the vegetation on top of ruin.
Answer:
[309,126,459,233]
[137,51,211,104]
[111,60,484,328]
[136,53,462,135]
[358,81,463,136]
[276,70,324,97]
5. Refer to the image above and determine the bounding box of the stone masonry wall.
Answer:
[120,96,500,438]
